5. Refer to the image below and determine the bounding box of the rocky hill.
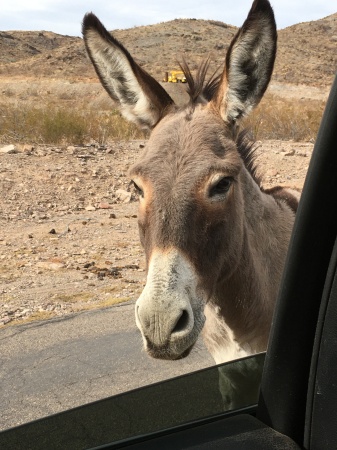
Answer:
[0,30,80,64]
[275,13,337,86]
[0,13,336,87]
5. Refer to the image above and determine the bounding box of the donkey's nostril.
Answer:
[172,310,190,334]
[136,304,151,330]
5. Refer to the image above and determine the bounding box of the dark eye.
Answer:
[209,177,233,198]
[132,181,144,198]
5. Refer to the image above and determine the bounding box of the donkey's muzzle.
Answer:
[135,302,195,356]
[135,248,205,359]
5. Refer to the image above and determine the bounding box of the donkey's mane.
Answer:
[236,131,262,187]
[180,59,262,187]
[179,58,221,103]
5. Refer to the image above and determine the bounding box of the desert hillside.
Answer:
[0,13,336,86]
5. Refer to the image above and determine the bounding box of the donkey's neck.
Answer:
[203,167,295,364]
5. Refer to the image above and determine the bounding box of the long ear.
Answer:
[82,13,174,130]
[211,0,277,123]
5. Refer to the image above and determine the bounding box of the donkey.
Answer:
[82,0,298,368]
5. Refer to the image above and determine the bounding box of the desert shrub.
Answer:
[86,110,144,143]
[41,108,88,143]
[0,103,143,145]
[0,94,325,145]
[2,88,15,97]
[244,94,325,142]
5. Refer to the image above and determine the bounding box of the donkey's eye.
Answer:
[132,181,144,198]
[209,177,233,198]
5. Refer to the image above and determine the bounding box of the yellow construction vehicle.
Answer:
[163,70,187,83]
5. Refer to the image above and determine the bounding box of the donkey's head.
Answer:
[83,0,277,360]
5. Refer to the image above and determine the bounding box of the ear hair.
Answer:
[82,13,174,130]
[212,0,277,123]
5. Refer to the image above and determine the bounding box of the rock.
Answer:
[99,202,112,209]
[0,144,18,154]
[282,149,295,157]
[115,189,132,203]
[0,317,12,326]
[37,261,65,271]
[77,154,94,160]
[109,213,117,219]
[267,169,279,177]
[85,205,96,211]
[22,145,34,154]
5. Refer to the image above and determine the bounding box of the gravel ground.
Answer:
[0,138,313,328]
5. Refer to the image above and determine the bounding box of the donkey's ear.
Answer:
[82,13,174,130]
[211,0,277,123]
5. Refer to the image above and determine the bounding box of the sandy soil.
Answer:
[0,138,313,328]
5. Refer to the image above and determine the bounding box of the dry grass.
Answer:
[95,296,132,308]
[0,94,325,145]
[52,292,93,303]
[244,94,325,142]
[4,311,56,327]
[0,265,20,283]
[0,102,144,145]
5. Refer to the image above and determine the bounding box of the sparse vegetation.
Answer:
[245,95,325,142]
[0,102,143,145]
[52,292,93,303]
[20,311,55,324]
[1,14,334,146]
[96,296,132,308]
[0,95,324,145]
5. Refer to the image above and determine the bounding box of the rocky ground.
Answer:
[0,138,313,328]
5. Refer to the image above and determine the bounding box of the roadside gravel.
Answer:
[0,139,313,327]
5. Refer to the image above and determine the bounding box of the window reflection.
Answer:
[0,353,265,450]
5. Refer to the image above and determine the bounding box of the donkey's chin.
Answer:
[144,336,197,361]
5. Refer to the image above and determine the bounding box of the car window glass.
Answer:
[0,353,265,450]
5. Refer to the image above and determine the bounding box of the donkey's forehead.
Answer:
[151,106,233,153]
[130,106,241,178]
